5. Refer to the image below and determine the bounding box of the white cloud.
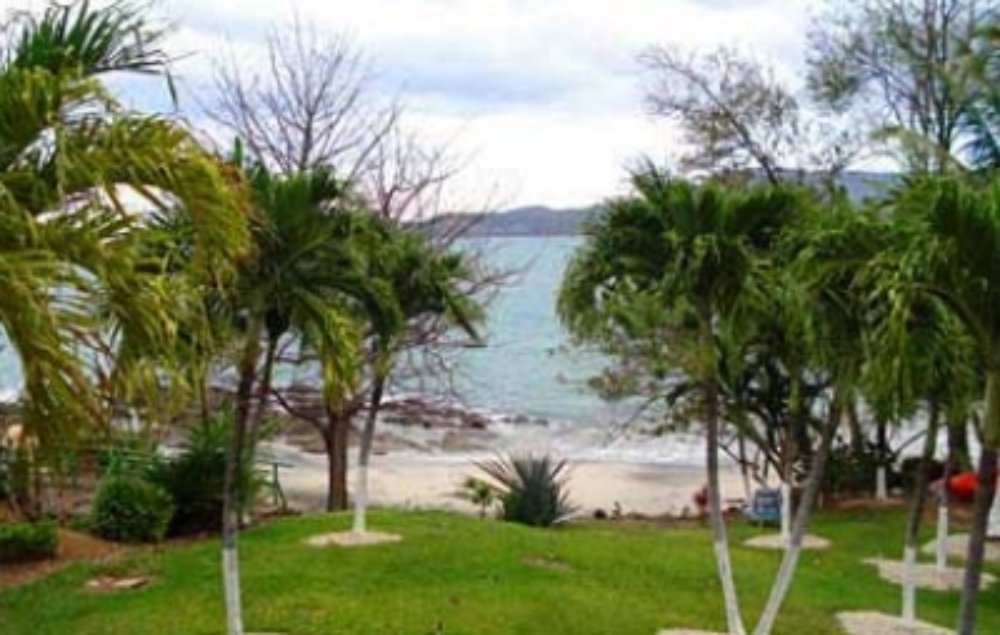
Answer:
[1,0,818,207]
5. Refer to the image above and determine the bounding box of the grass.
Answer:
[0,508,998,634]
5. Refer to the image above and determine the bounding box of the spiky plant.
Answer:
[477,454,575,528]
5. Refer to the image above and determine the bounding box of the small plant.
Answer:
[146,411,259,536]
[0,520,58,564]
[456,476,499,518]
[91,476,174,543]
[477,454,575,527]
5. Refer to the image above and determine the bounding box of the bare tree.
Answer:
[210,19,504,517]
[640,46,861,188]
[807,0,998,172]
[211,19,396,178]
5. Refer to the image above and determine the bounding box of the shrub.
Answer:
[0,521,58,564]
[477,455,575,527]
[456,476,499,518]
[823,441,902,499]
[147,412,259,536]
[91,476,174,543]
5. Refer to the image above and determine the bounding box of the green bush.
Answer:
[147,412,259,536]
[0,521,58,564]
[477,455,575,527]
[91,476,174,543]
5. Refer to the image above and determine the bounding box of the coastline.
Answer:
[269,442,747,517]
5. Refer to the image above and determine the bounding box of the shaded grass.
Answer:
[0,507,997,634]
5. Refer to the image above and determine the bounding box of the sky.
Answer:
[1,0,819,209]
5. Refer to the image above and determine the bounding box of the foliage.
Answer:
[0,520,57,564]
[807,0,987,172]
[0,0,249,456]
[477,455,574,527]
[147,413,259,536]
[456,476,499,518]
[90,476,174,543]
[823,441,899,499]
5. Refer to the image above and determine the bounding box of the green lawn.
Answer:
[1,508,998,634]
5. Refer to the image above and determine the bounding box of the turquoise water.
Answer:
[0,236,707,462]
[0,237,609,423]
[441,236,611,424]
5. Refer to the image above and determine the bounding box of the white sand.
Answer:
[837,611,952,635]
[921,534,1000,563]
[744,533,831,550]
[274,446,747,517]
[863,558,996,591]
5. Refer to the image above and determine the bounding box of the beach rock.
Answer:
[440,431,491,453]
[463,413,489,429]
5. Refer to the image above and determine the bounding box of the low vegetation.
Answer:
[0,521,57,565]
[477,455,575,527]
[90,477,174,544]
[0,509,998,634]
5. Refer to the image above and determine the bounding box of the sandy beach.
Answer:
[271,444,748,517]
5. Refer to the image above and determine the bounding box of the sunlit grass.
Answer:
[0,508,997,634]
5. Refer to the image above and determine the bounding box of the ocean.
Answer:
[0,236,706,463]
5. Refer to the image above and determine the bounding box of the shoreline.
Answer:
[270,443,748,517]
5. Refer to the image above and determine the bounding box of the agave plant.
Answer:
[476,454,575,527]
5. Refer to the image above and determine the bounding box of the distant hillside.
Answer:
[419,171,899,238]
[424,205,597,238]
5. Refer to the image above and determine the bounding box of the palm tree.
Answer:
[216,163,391,633]
[879,176,1000,634]
[351,229,481,535]
[751,193,884,635]
[559,167,806,634]
[0,0,247,479]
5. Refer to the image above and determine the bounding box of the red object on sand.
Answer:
[949,472,979,502]
[946,471,1000,502]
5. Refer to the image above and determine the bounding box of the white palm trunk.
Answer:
[352,462,370,534]
[753,402,839,635]
[988,486,1000,539]
[936,498,949,572]
[902,545,917,626]
[876,465,888,501]
[352,369,386,536]
[704,375,746,635]
[780,482,792,545]
[222,546,244,635]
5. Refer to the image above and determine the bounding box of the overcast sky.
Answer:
[2,0,818,208]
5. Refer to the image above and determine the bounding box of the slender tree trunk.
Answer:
[323,410,350,512]
[957,370,1000,635]
[936,438,953,573]
[706,378,746,635]
[198,364,211,428]
[222,323,261,635]
[848,400,865,455]
[323,431,337,513]
[249,336,279,441]
[876,419,889,501]
[902,403,939,626]
[353,372,386,534]
[948,417,971,473]
[738,430,753,502]
[753,398,840,635]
